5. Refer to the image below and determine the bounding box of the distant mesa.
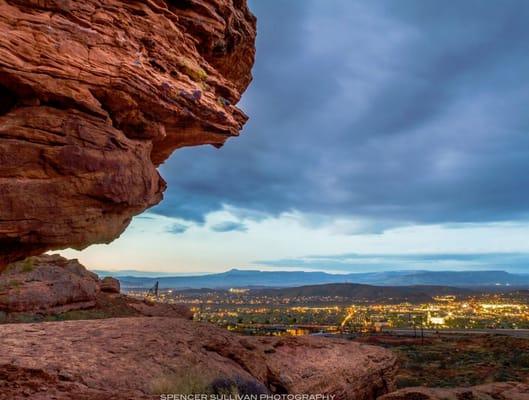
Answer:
[0,0,256,267]
[106,268,529,290]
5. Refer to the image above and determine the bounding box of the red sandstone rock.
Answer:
[129,300,194,319]
[99,276,120,293]
[0,317,397,400]
[378,382,529,400]
[0,255,397,398]
[0,254,100,313]
[0,0,256,267]
[0,254,197,320]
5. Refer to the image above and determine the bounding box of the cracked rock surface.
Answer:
[0,0,256,267]
[0,316,398,399]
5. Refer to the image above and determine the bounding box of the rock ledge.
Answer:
[0,316,397,399]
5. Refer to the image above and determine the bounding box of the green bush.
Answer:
[21,258,34,273]
[395,376,423,388]
[513,353,529,369]
[408,350,444,362]
[494,368,516,382]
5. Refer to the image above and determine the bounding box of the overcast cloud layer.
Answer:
[257,252,529,273]
[60,1,529,273]
[150,0,529,232]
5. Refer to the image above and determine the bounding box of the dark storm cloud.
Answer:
[210,221,248,233]
[153,0,529,228]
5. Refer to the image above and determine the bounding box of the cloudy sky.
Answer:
[62,0,529,274]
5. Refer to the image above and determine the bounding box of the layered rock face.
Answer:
[0,254,100,313]
[99,276,120,294]
[0,316,398,400]
[0,0,256,267]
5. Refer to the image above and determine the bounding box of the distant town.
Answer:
[126,285,529,337]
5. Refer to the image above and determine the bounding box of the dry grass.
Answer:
[150,369,215,395]
[149,369,244,396]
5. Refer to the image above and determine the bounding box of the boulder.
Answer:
[0,254,99,314]
[99,277,120,294]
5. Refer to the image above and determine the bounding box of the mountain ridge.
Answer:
[93,268,529,289]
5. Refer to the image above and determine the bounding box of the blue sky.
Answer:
[62,1,529,274]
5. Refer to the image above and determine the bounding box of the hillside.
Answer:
[253,283,474,303]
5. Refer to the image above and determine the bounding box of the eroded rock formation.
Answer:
[0,254,100,314]
[0,254,197,320]
[0,0,256,267]
[0,316,398,399]
[99,276,120,293]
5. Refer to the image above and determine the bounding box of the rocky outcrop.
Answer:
[378,382,529,400]
[0,254,197,321]
[129,300,194,319]
[0,255,397,398]
[0,254,100,314]
[0,316,397,400]
[99,276,120,294]
[0,0,256,267]
[203,333,397,398]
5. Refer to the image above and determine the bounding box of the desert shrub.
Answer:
[150,369,214,395]
[407,350,443,363]
[2,257,35,274]
[21,258,34,273]
[150,370,268,397]
[513,353,529,369]
[209,378,239,396]
[395,376,423,388]
[11,313,40,324]
[493,368,516,382]
[0,280,22,291]
[210,376,268,396]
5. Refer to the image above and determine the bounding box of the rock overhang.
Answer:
[0,0,256,267]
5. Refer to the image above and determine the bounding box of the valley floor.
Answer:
[354,334,529,389]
